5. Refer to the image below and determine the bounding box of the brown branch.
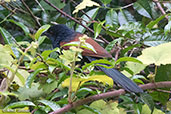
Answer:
[21,0,41,27]
[43,0,109,44]
[49,81,171,114]
[153,0,168,20]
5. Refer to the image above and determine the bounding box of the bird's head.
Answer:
[43,24,76,48]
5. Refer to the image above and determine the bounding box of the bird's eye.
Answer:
[49,30,53,34]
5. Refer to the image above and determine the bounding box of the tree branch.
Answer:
[43,0,109,44]
[49,81,171,114]
[153,0,168,20]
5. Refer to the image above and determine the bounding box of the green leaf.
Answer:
[121,44,141,56]
[25,68,43,88]
[118,22,144,32]
[118,10,136,25]
[35,24,50,40]
[143,32,171,46]
[41,80,58,94]
[51,88,68,100]
[146,15,166,29]
[38,100,60,111]
[164,19,171,35]
[150,91,169,105]
[163,3,171,12]
[30,62,47,70]
[40,0,65,11]
[140,93,154,112]
[133,0,152,19]
[76,88,94,98]
[82,59,114,70]
[156,64,171,82]
[12,14,36,28]
[105,38,123,52]
[41,47,59,60]
[105,9,118,26]
[115,57,142,65]
[4,101,35,110]
[138,42,171,65]
[76,8,99,33]
[100,0,112,5]
[0,27,19,57]
[93,22,102,39]
[7,19,30,36]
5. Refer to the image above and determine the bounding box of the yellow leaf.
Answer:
[62,78,84,91]
[73,0,100,14]
[62,75,113,91]
[83,75,113,86]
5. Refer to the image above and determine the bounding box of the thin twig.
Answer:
[43,0,109,44]
[0,8,16,24]
[21,0,41,27]
[153,0,168,20]
[34,0,45,12]
[7,2,29,14]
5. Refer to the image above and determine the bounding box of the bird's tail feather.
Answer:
[86,56,143,93]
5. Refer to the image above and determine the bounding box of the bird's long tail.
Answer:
[86,56,143,93]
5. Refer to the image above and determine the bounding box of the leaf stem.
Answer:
[68,61,75,103]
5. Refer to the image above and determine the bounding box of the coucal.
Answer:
[43,24,143,93]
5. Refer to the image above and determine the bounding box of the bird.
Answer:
[43,24,143,93]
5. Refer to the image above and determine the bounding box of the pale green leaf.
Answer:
[141,104,164,114]
[166,101,171,111]
[1,65,29,86]
[122,62,146,77]
[138,42,171,66]
[73,0,100,14]
[17,83,45,100]
[35,24,50,40]
[115,57,142,65]
[0,45,13,68]
[62,41,97,53]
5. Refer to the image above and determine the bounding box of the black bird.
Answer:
[43,24,143,93]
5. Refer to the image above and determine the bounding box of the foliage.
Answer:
[0,0,171,114]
